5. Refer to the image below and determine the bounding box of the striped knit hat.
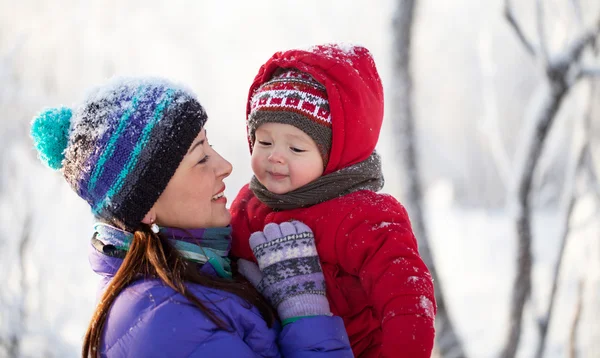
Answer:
[248,69,332,166]
[31,78,207,231]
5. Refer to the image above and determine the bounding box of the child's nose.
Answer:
[268,149,285,164]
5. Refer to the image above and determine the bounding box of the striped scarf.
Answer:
[92,223,233,278]
[250,151,384,210]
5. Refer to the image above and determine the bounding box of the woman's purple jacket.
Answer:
[88,245,353,357]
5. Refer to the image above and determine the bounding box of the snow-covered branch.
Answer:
[501,80,565,358]
[580,66,600,77]
[501,6,600,358]
[504,0,537,57]
[552,17,600,73]
[570,0,583,26]
[568,280,584,358]
[391,1,467,356]
[587,154,600,200]
[536,0,551,64]
[534,88,591,358]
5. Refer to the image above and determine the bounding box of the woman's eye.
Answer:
[290,147,306,153]
[198,155,209,164]
[258,141,271,146]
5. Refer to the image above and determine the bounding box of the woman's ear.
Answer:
[141,209,156,225]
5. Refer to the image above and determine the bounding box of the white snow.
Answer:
[375,222,392,229]
[420,295,435,319]
[304,42,361,66]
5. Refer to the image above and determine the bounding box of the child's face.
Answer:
[251,122,324,194]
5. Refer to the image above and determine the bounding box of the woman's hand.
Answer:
[237,221,330,321]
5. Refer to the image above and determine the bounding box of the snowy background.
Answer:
[1,0,599,357]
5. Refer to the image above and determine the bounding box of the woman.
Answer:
[30,78,352,357]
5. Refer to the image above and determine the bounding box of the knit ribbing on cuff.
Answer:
[276,293,331,321]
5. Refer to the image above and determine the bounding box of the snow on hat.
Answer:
[247,69,332,166]
[31,77,207,231]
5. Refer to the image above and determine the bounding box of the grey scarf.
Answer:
[250,152,384,210]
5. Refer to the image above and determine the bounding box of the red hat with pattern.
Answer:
[247,68,332,166]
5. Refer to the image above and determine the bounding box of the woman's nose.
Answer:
[213,150,232,178]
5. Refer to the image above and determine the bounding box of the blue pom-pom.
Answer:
[31,107,72,170]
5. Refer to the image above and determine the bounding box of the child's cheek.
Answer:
[250,151,263,176]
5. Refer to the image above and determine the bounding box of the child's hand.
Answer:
[237,221,330,320]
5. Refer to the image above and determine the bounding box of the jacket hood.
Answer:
[246,43,384,175]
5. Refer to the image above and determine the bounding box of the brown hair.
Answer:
[82,224,274,357]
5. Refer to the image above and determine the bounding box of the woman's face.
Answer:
[150,129,233,229]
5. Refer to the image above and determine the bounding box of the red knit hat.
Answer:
[247,69,332,166]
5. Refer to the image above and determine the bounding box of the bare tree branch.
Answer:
[536,0,551,64]
[586,153,600,201]
[580,66,600,77]
[569,279,584,358]
[392,1,467,357]
[534,81,592,358]
[570,0,583,24]
[552,17,600,72]
[564,150,600,231]
[504,0,537,57]
[501,80,568,358]
[501,9,600,357]
[7,214,33,358]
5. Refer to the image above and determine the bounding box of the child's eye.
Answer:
[290,147,306,153]
[197,155,209,164]
[258,141,271,146]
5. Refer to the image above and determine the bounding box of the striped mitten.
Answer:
[238,221,330,321]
